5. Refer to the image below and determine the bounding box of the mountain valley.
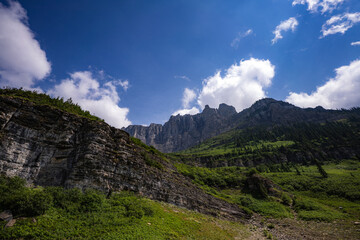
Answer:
[1,89,360,239]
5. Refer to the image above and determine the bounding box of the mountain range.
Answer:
[124,98,360,153]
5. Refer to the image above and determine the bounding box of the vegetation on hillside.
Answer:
[0,88,103,122]
[174,120,360,167]
[174,160,360,222]
[0,175,250,239]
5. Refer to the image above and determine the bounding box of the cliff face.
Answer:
[125,104,238,153]
[235,98,350,127]
[0,96,246,219]
[124,98,354,153]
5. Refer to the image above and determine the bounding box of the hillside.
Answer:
[1,89,360,239]
[174,119,360,168]
[0,89,246,219]
[124,98,360,153]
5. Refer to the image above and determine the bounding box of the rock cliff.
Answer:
[125,98,355,153]
[0,96,246,219]
[124,103,238,153]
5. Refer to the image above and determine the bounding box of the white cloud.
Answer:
[172,88,199,116]
[286,59,360,109]
[175,75,191,81]
[292,0,344,14]
[0,1,51,89]
[197,58,275,112]
[48,71,131,128]
[272,17,298,44]
[172,107,200,116]
[182,88,197,108]
[231,29,253,49]
[321,12,360,37]
[351,41,360,46]
[117,80,129,91]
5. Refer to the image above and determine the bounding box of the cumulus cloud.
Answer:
[286,59,360,109]
[351,41,360,46]
[197,58,275,112]
[321,12,360,37]
[231,29,253,49]
[0,1,51,89]
[292,0,344,14]
[172,107,200,116]
[182,88,197,108]
[172,88,200,116]
[48,71,131,128]
[272,17,298,44]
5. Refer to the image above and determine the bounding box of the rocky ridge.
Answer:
[125,98,356,153]
[0,95,247,219]
[125,103,238,153]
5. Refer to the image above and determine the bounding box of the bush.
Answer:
[294,198,322,211]
[281,193,292,206]
[7,189,53,217]
[44,187,83,212]
[80,189,104,212]
[0,176,53,217]
[110,192,155,219]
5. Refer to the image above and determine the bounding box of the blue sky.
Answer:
[0,0,360,127]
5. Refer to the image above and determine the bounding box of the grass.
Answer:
[180,139,294,157]
[0,203,251,239]
[233,194,292,218]
[261,160,360,221]
[173,159,360,222]
[0,88,103,122]
[293,196,346,221]
[0,176,251,239]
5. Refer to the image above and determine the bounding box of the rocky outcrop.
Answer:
[0,96,247,219]
[124,103,238,153]
[125,98,359,153]
[234,98,353,127]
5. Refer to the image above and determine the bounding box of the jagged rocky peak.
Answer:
[202,103,237,116]
[250,98,295,110]
[124,103,239,153]
[218,103,237,117]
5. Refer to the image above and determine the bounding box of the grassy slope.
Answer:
[1,201,251,240]
[174,160,360,222]
[174,119,360,166]
[0,177,251,240]
[0,88,103,122]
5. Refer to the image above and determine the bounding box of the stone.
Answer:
[5,219,16,228]
[0,210,12,222]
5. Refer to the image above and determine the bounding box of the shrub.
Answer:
[110,192,155,219]
[80,189,104,212]
[44,186,83,212]
[7,189,53,217]
[281,193,292,206]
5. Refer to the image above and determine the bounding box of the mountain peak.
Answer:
[218,103,237,117]
[252,98,286,107]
